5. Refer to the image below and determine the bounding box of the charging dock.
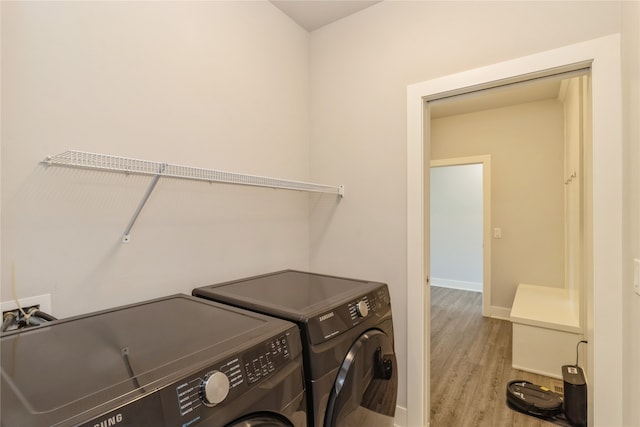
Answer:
[562,365,587,427]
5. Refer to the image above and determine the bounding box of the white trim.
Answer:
[407,66,428,427]
[490,306,512,321]
[430,279,481,292]
[407,34,622,427]
[393,405,408,427]
[510,363,564,381]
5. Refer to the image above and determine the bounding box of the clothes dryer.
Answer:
[193,270,397,427]
[1,295,306,427]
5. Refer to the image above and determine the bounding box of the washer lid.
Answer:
[193,270,384,320]
[1,294,293,427]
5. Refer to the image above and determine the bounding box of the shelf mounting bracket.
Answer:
[122,163,166,243]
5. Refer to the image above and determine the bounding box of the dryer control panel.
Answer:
[307,285,391,345]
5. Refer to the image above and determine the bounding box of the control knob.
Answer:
[201,371,230,406]
[356,300,369,318]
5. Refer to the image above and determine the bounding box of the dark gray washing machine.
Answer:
[1,294,306,427]
[192,270,397,427]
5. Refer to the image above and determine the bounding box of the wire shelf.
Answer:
[44,150,344,196]
[44,150,343,242]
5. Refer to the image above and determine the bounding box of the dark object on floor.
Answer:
[562,365,587,427]
[507,380,564,418]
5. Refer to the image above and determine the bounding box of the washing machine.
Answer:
[1,294,306,427]
[192,270,397,427]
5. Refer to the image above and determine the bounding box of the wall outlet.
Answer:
[1,294,52,316]
[634,259,640,296]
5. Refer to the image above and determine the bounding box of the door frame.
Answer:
[406,35,622,427]
[430,156,491,316]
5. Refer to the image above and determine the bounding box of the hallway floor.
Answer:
[430,286,566,427]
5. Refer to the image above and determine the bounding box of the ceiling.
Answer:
[270,1,381,32]
[268,1,579,117]
[429,78,564,119]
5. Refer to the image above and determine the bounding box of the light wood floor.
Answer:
[430,286,563,427]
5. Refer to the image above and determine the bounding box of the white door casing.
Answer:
[407,35,622,427]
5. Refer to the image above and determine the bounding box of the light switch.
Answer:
[634,259,640,296]
[494,227,502,239]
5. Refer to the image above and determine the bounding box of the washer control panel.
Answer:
[200,370,230,407]
[176,355,244,416]
[244,333,290,384]
[161,332,291,427]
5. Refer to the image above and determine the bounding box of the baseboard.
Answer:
[393,405,407,427]
[431,278,482,292]
[511,363,563,380]
[431,285,511,320]
[490,305,511,321]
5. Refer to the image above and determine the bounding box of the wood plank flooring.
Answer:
[430,286,564,427]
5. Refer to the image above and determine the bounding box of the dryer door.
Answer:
[226,413,293,427]
[324,329,397,427]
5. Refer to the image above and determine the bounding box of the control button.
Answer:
[356,300,369,318]
[201,371,230,407]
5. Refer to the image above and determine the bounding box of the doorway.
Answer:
[406,36,623,427]
[427,75,579,425]
[430,157,491,316]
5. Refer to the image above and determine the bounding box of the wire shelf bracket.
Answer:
[44,150,344,243]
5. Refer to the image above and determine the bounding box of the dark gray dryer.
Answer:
[193,270,397,427]
[1,294,306,427]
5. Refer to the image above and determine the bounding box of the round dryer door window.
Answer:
[324,329,398,427]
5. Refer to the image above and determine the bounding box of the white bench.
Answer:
[510,283,583,379]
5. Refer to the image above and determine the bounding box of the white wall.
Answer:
[430,164,483,290]
[621,1,640,426]
[308,0,621,417]
[0,1,316,318]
